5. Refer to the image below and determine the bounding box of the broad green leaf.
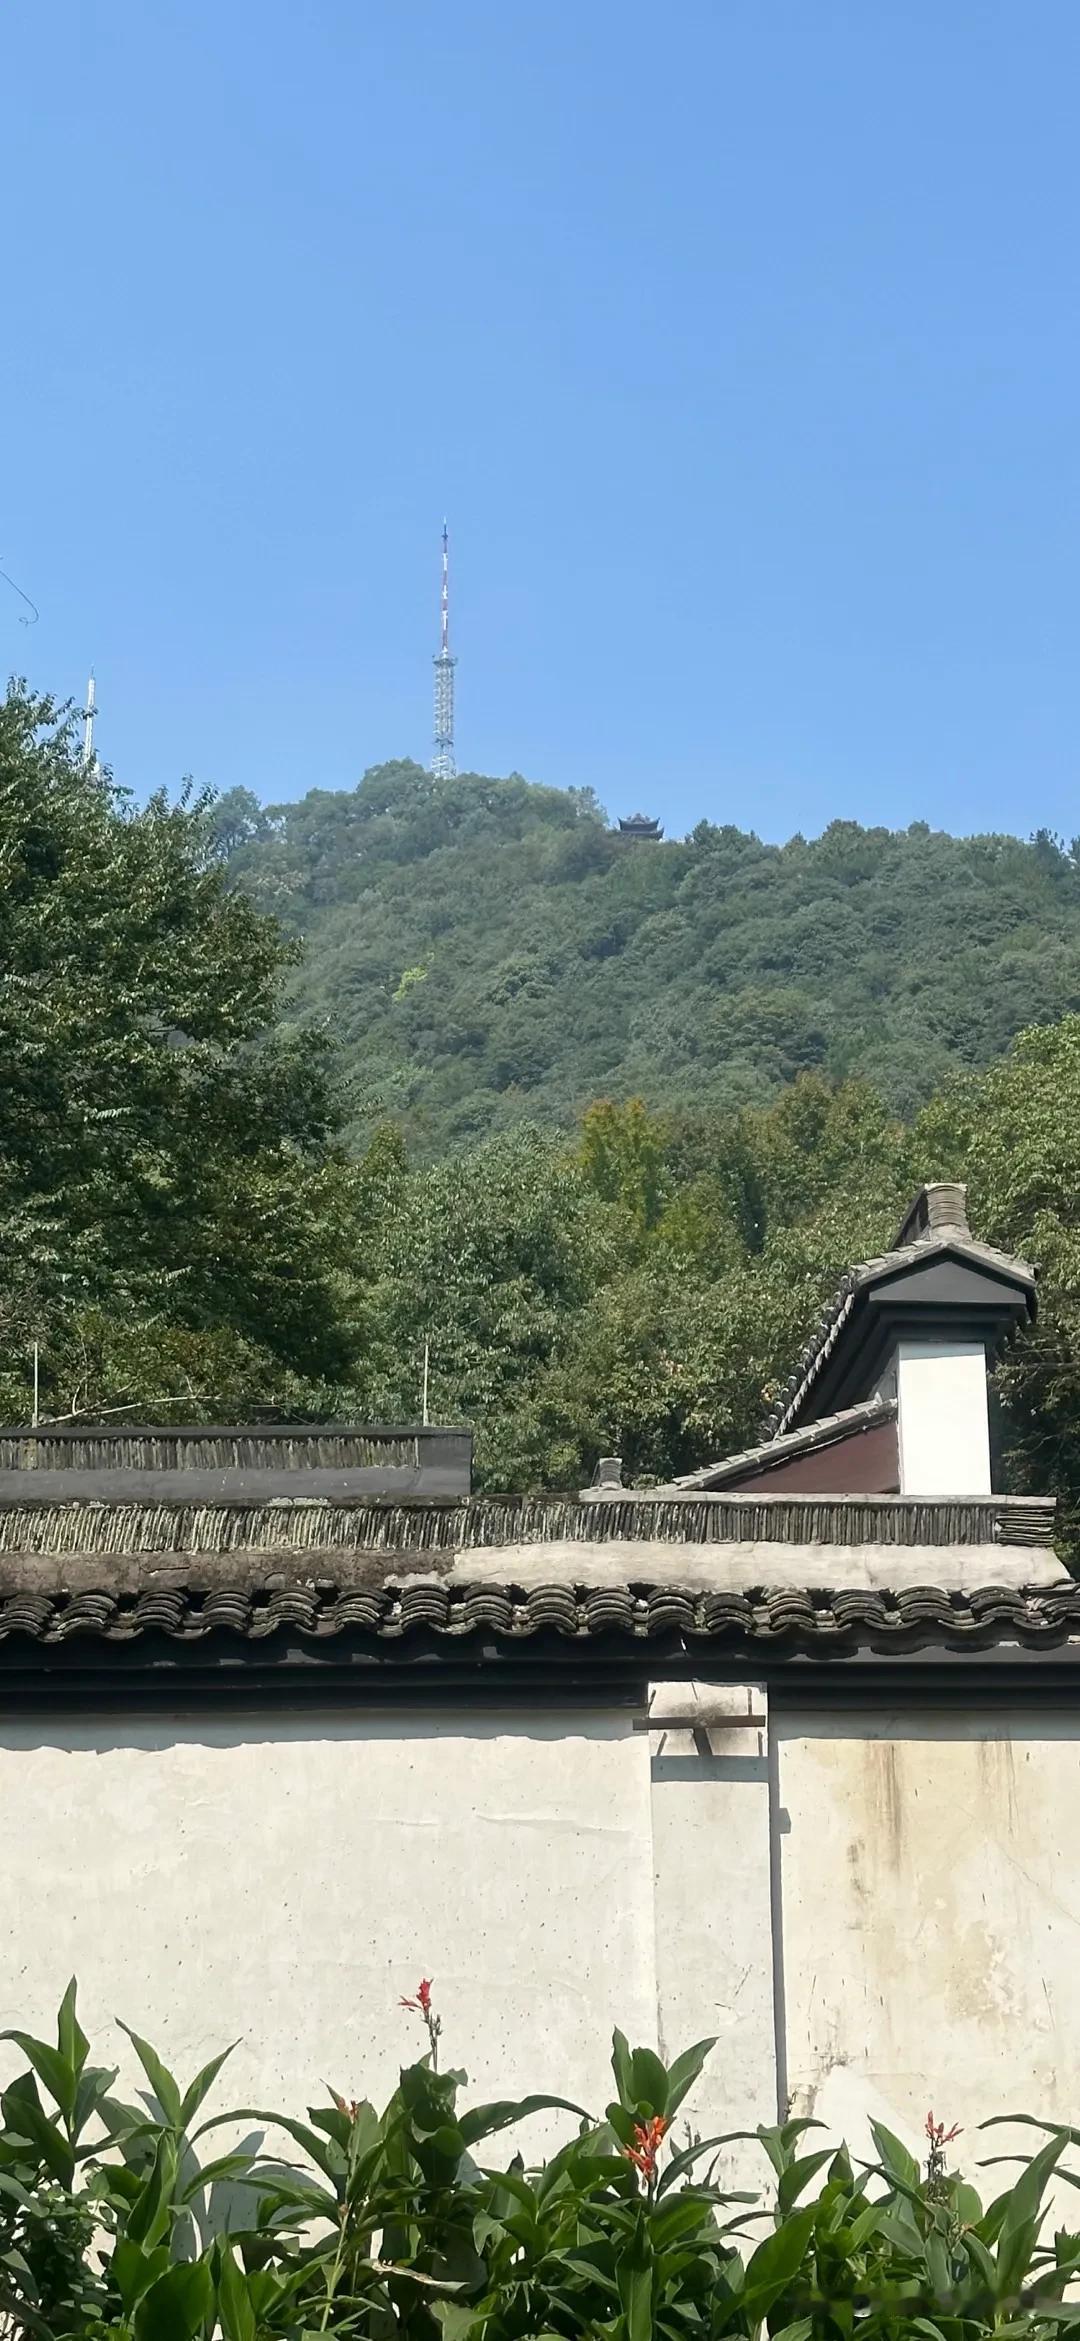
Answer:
[217,2246,257,2341]
[56,1979,89,2081]
[664,2037,717,2117]
[134,2257,214,2341]
[125,2130,179,2250]
[73,2063,119,2141]
[117,2022,184,2129]
[868,2118,921,2192]
[951,2179,985,2227]
[962,2228,1000,2291]
[777,2148,835,2212]
[742,2203,817,2315]
[179,2041,239,2129]
[996,2129,1068,2303]
[458,2092,592,2147]
[981,2115,1080,2143]
[111,2238,171,2312]
[0,2073,74,2186]
[611,2028,634,2109]
[848,2199,887,2248]
[629,2046,670,2116]
[433,2304,483,2341]
[756,2120,822,2179]
[657,2128,759,2193]
[193,2106,343,2181]
[0,2030,76,2121]
[180,2150,261,2203]
[617,2212,654,2341]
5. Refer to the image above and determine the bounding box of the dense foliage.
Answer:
[0,686,356,1423]
[5,686,1080,1534]
[1,1983,1079,2341]
[212,762,1080,1157]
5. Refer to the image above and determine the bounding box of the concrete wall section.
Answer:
[649,1685,777,2183]
[775,1707,1080,2187]
[0,1709,656,2155]
[448,1536,1064,1591]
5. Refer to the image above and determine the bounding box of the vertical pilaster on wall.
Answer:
[648,1683,777,2186]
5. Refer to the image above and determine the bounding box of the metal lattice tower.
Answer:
[432,521,456,778]
[82,672,98,770]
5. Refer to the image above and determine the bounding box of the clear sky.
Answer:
[4,1,1079,842]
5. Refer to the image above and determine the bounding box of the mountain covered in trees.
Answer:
[212,761,1080,1155]
[4,686,1080,1538]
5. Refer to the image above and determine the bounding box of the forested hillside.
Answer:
[213,762,1080,1155]
[4,686,1080,1534]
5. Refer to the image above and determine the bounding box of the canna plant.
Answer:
[0,1981,1079,2338]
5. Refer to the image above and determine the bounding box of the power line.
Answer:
[0,561,38,627]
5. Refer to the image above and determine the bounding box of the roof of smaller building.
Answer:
[765,1183,1036,1437]
[655,1397,896,1494]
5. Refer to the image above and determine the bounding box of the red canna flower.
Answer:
[623,2114,670,2184]
[925,2110,961,2148]
[399,1975,442,2069]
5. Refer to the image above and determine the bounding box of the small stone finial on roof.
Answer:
[593,1455,624,1489]
[893,1182,970,1251]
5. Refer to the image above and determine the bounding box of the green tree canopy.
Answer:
[217,760,1080,1156]
[0,685,352,1420]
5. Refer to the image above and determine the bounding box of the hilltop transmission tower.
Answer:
[82,672,98,769]
[432,521,456,779]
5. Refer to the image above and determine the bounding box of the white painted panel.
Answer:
[650,1685,776,2182]
[0,1709,655,2153]
[895,1341,991,1494]
[776,1710,1080,2203]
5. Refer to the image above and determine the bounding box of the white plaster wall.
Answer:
[0,1708,656,2157]
[447,1537,1066,1592]
[650,1685,776,2185]
[895,1341,991,1495]
[776,1708,1080,2202]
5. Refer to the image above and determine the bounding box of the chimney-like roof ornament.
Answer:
[894,1181,970,1248]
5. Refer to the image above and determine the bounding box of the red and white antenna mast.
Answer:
[432,521,456,779]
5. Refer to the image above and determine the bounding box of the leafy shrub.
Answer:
[0,1982,1078,2339]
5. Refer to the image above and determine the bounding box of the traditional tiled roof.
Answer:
[764,1222,1036,1438]
[1,1580,1078,1653]
[656,1398,896,1494]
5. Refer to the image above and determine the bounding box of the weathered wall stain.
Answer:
[776,1712,1080,2199]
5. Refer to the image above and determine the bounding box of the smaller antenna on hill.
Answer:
[82,673,98,769]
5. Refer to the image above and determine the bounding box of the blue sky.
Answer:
[4,0,1079,842]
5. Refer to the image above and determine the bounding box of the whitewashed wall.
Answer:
[0,1709,656,2152]
[775,1707,1080,2202]
[3,1697,1080,2188]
